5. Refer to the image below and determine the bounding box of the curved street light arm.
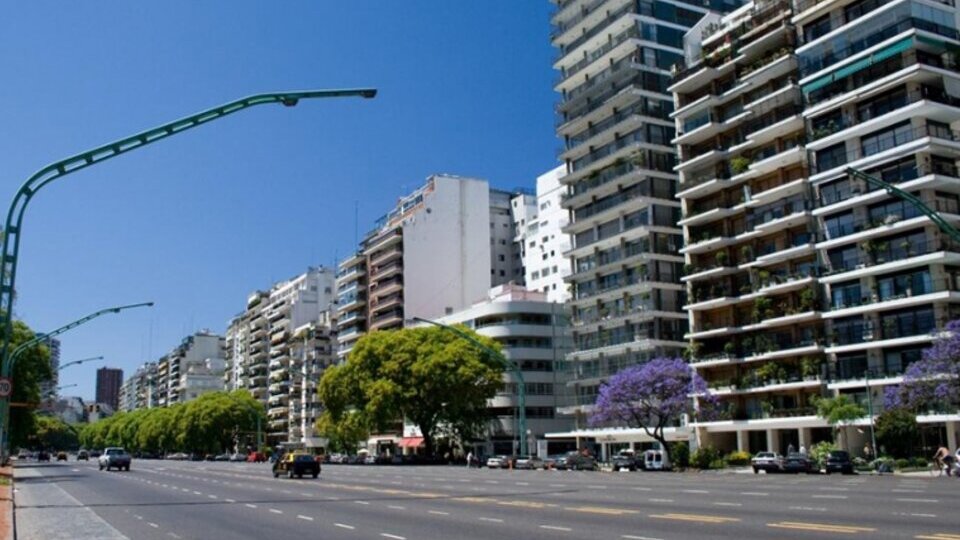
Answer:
[0,88,376,372]
[57,356,105,372]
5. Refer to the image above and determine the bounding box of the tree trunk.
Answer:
[655,434,672,469]
[423,431,434,458]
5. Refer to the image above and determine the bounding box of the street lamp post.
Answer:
[0,88,377,426]
[410,316,528,457]
[0,301,153,461]
[865,369,878,459]
[57,356,105,372]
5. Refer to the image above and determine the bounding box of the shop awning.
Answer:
[398,437,424,448]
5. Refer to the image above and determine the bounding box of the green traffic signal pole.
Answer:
[410,316,528,457]
[0,88,377,432]
[0,301,153,461]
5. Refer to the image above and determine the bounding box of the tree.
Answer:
[815,395,865,450]
[884,319,960,414]
[589,357,716,468]
[318,327,504,456]
[316,410,368,454]
[6,319,53,449]
[875,408,919,458]
[32,415,80,450]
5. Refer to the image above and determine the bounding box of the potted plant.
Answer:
[799,287,817,311]
[731,156,752,174]
[724,341,737,356]
[801,356,821,380]
[716,250,729,267]
[740,245,753,262]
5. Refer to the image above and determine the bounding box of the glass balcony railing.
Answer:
[811,124,960,174]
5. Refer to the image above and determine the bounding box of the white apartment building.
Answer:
[156,331,225,407]
[119,362,158,412]
[436,284,573,456]
[521,165,573,303]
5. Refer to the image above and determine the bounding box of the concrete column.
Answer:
[947,421,958,451]
[766,429,777,453]
[736,430,748,453]
[799,428,811,449]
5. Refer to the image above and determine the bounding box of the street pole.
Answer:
[0,89,377,437]
[410,316,528,457]
[0,302,153,461]
[57,356,105,372]
[865,369,878,459]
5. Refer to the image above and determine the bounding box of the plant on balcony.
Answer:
[899,238,913,255]
[862,239,887,263]
[683,263,696,276]
[801,356,822,380]
[723,341,737,356]
[760,399,775,418]
[730,156,752,174]
[682,341,702,362]
[715,250,729,267]
[799,287,817,312]
[739,245,753,263]
[753,296,774,322]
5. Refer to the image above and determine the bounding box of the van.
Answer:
[643,449,664,470]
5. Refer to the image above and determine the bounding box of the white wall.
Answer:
[524,165,572,303]
[403,175,492,320]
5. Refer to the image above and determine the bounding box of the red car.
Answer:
[246,452,268,463]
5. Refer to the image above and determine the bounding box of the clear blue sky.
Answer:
[0,1,558,401]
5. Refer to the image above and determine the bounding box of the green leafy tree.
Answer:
[316,410,368,454]
[6,320,53,449]
[815,395,866,450]
[319,327,504,456]
[32,415,80,450]
[875,408,919,458]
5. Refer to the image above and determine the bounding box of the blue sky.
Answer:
[0,1,558,401]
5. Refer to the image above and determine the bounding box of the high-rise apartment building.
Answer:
[95,367,123,411]
[224,267,337,446]
[335,174,524,360]
[520,165,574,303]
[669,0,960,454]
[155,331,225,407]
[551,0,731,426]
[119,362,158,412]
[39,337,60,399]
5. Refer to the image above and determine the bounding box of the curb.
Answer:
[0,466,12,540]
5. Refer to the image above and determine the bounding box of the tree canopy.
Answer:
[317,326,505,456]
[6,319,54,449]
[79,390,265,454]
[30,415,80,450]
[884,319,960,414]
[590,357,715,467]
[815,395,865,450]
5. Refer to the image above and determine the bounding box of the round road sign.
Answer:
[0,378,11,398]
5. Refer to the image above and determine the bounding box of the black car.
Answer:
[273,453,321,479]
[782,453,818,474]
[37,451,50,462]
[824,450,854,475]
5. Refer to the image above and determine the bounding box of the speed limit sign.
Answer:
[0,378,11,398]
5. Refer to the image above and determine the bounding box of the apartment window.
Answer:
[816,143,847,171]
[861,121,912,157]
[877,270,932,300]
[500,239,506,245]
[824,212,856,239]
[831,281,862,309]
[542,267,551,277]
[883,347,923,375]
[499,270,505,277]
[532,271,540,280]
[498,254,505,262]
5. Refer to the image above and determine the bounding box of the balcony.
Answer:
[811,124,960,176]
[826,278,958,319]
[556,22,641,89]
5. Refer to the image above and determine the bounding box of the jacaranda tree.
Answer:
[590,356,716,468]
[884,319,960,414]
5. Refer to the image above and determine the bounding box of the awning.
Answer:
[398,437,424,448]
[803,37,915,95]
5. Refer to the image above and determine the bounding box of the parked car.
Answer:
[643,449,666,471]
[612,450,640,471]
[229,453,248,462]
[514,455,544,470]
[37,451,51,462]
[56,452,68,461]
[77,450,89,461]
[563,450,597,471]
[824,450,854,475]
[214,453,231,462]
[751,452,783,474]
[486,455,510,468]
[782,453,818,474]
[543,454,566,469]
[246,452,267,463]
[16,450,29,460]
[99,447,132,471]
[166,452,189,461]
[273,453,321,479]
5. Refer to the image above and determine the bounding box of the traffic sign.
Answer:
[0,378,11,398]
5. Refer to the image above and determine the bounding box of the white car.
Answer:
[486,455,510,468]
[751,452,783,473]
[99,447,132,471]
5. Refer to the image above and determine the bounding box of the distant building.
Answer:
[85,402,115,423]
[119,362,158,412]
[95,367,123,411]
[51,396,85,424]
[38,337,61,412]
[155,331,225,406]
[520,165,572,303]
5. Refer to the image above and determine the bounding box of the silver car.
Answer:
[514,455,544,470]
[99,447,132,471]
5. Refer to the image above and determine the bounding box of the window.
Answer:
[824,212,856,239]
[499,270,505,277]
[831,281,862,309]
[816,143,847,172]
[861,121,912,157]
[498,254,505,262]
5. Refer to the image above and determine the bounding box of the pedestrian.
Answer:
[787,443,795,455]
[932,446,954,476]
[466,451,473,469]
[863,444,873,460]
[799,444,807,456]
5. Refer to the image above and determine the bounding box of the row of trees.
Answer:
[7,319,54,450]
[79,390,265,454]
[317,326,505,456]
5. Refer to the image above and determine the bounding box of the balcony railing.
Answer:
[829,276,951,311]
[558,24,641,85]
[824,237,959,276]
[811,124,960,175]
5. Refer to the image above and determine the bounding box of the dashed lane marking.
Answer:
[355,501,370,505]
[334,523,355,530]
[167,534,181,539]
[428,510,449,515]
[713,502,742,507]
[269,509,283,514]
[789,506,827,512]
[915,534,960,540]
[682,489,710,494]
[478,517,504,523]
[297,515,314,521]
[897,498,940,503]
[768,521,876,534]
[740,492,768,496]
[622,536,664,540]
[539,525,573,532]
[811,495,848,499]
[388,505,406,510]
[148,523,159,528]
[380,534,406,540]
[649,513,740,524]
[648,498,674,503]
[245,504,257,509]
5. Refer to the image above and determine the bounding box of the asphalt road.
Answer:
[13,459,960,540]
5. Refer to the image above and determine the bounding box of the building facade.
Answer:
[551,0,730,426]
[118,362,158,412]
[435,284,573,456]
[669,0,960,454]
[39,337,61,400]
[95,367,123,412]
[155,331,225,407]
[521,165,575,303]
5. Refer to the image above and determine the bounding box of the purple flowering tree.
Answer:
[884,320,960,413]
[589,357,716,468]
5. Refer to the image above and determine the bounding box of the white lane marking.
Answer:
[245,504,258,508]
[167,534,181,539]
[549,484,566,488]
[355,501,370,505]
[335,524,356,530]
[269,508,283,514]
[648,498,674,503]
[811,495,848,499]
[789,506,827,512]
[134,515,143,520]
[428,510,449,515]
[300,492,313,497]
[896,498,939,503]
[622,536,664,540]
[148,523,159,528]
[891,489,924,493]
[714,502,742,507]
[516,482,530,486]
[683,489,710,494]
[387,505,406,510]
[225,498,236,503]
[380,534,406,540]
[208,495,217,499]
[633,487,651,491]
[741,492,768,496]
[479,517,504,523]
[911,513,936,518]
[192,491,202,495]
[540,525,572,532]
[297,515,314,521]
